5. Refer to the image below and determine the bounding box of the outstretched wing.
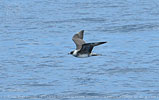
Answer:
[78,43,94,54]
[78,42,107,54]
[72,30,85,50]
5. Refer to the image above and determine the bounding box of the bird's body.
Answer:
[70,30,107,58]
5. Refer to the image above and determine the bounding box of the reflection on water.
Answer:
[0,0,159,100]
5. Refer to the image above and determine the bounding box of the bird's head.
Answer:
[69,51,74,55]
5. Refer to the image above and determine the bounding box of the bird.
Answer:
[69,30,107,58]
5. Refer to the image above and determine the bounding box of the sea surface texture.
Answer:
[0,0,159,100]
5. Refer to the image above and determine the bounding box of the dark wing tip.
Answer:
[77,30,84,39]
[99,42,107,45]
[80,30,84,33]
[98,41,107,44]
[91,41,107,46]
[103,41,107,43]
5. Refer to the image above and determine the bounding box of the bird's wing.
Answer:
[78,43,94,54]
[79,42,107,54]
[78,30,84,39]
[73,30,84,39]
[72,30,85,50]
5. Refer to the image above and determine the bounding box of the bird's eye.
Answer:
[70,51,73,54]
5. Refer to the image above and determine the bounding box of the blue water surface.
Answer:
[0,0,159,100]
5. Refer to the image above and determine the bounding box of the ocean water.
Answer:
[0,0,159,100]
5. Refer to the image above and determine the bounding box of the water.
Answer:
[0,0,159,100]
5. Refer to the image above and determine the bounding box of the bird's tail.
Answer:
[92,41,107,46]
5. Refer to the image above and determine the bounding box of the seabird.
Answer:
[69,30,107,58]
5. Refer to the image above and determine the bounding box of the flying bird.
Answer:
[69,30,107,57]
